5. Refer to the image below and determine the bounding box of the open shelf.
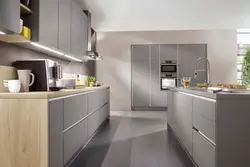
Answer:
[20,3,33,15]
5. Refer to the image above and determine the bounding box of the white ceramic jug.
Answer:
[17,70,35,92]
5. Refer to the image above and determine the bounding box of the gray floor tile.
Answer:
[70,111,194,167]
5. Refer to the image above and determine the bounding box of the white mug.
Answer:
[17,70,35,92]
[3,80,21,93]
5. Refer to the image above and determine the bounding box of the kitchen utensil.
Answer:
[4,80,21,93]
[56,79,76,88]
[17,70,35,92]
[181,77,191,88]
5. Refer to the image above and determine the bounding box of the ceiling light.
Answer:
[30,42,64,55]
[64,54,82,62]
[0,31,6,35]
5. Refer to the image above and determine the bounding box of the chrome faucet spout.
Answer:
[194,57,211,86]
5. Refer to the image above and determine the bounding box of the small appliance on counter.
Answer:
[14,59,62,91]
[160,60,178,90]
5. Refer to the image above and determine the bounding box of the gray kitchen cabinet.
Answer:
[173,92,193,155]
[159,44,178,62]
[71,0,86,57]
[79,11,88,58]
[64,119,87,165]
[58,0,71,53]
[49,100,64,167]
[178,44,207,86]
[63,94,88,130]
[87,110,100,138]
[193,130,215,167]
[167,90,174,127]
[39,0,59,48]
[0,0,20,34]
[150,45,167,107]
[88,90,100,114]
[132,45,150,107]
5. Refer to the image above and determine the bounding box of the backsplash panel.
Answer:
[0,41,96,76]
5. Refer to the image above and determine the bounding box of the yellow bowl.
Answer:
[20,26,31,40]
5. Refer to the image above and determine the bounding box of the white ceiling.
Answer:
[82,0,250,32]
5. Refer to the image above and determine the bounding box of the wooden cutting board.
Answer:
[0,66,17,92]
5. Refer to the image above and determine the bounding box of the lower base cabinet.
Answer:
[193,130,215,167]
[63,119,88,165]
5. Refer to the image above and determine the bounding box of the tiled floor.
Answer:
[70,111,195,167]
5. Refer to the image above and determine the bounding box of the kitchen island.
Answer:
[167,87,250,167]
[0,86,110,167]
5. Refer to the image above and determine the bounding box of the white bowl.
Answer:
[8,84,21,93]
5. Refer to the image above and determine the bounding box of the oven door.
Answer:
[161,64,177,73]
[161,78,177,90]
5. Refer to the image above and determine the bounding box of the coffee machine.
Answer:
[14,59,62,91]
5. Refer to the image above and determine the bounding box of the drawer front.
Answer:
[193,97,216,122]
[193,130,216,167]
[87,110,100,138]
[193,113,216,144]
[64,94,87,130]
[88,91,100,114]
[64,119,87,164]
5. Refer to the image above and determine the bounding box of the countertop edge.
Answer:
[0,86,110,99]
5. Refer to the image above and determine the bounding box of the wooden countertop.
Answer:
[0,86,110,99]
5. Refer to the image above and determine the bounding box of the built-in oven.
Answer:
[161,60,177,73]
[161,78,177,90]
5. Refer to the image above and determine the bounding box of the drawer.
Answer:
[87,110,100,138]
[193,113,216,144]
[64,119,87,164]
[193,96,216,122]
[193,130,216,167]
[63,94,88,130]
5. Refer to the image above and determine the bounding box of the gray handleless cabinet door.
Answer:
[71,0,84,57]
[178,44,207,86]
[58,0,71,53]
[0,0,20,33]
[193,130,215,167]
[63,94,88,130]
[49,100,64,167]
[173,92,193,155]
[64,119,87,165]
[150,45,167,107]
[167,90,174,127]
[39,0,59,48]
[132,45,150,107]
[159,44,178,62]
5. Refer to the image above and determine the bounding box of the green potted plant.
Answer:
[242,48,250,87]
[88,76,96,87]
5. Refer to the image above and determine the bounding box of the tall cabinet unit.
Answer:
[132,45,150,107]
[150,45,168,107]
[131,45,167,110]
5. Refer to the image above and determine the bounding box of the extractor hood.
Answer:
[84,10,102,60]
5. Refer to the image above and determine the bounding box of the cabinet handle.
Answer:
[193,127,216,147]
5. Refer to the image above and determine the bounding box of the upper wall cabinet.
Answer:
[71,0,88,58]
[38,0,59,48]
[58,0,71,53]
[0,0,20,34]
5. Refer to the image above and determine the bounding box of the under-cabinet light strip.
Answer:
[30,42,64,55]
[30,42,82,62]
[0,31,6,35]
[64,54,82,62]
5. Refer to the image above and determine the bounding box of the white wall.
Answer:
[83,0,250,31]
[96,30,237,111]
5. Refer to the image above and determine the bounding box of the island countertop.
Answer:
[0,86,110,99]
[168,87,250,100]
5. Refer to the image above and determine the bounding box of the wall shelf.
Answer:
[20,3,33,15]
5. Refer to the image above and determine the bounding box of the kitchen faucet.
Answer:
[194,57,211,86]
